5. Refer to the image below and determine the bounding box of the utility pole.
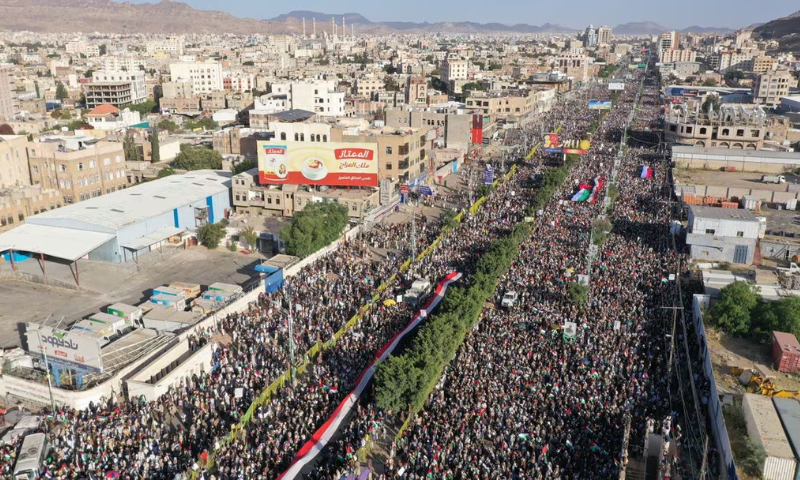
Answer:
[287,285,295,383]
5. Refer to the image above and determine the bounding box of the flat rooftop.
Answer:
[26,170,231,232]
[689,205,759,222]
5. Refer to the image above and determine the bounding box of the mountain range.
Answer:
[0,0,739,35]
[753,9,800,52]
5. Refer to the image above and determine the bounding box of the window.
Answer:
[78,163,84,171]
[685,126,693,134]
[323,135,327,142]
[705,229,716,235]
[116,155,122,163]
[33,165,39,174]
[281,132,287,140]
[736,129,744,137]
[267,197,272,204]
[386,146,393,154]
[18,213,24,221]
[59,164,67,173]
[699,127,708,135]
[89,160,96,168]
[104,158,111,166]
[721,128,730,136]
[385,163,393,170]
[737,231,744,237]
[300,134,305,141]
[294,133,299,141]
[276,197,280,205]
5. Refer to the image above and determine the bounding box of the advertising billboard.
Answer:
[25,324,103,373]
[588,100,613,110]
[258,141,379,188]
[608,83,625,91]
[471,114,484,145]
[542,133,591,155]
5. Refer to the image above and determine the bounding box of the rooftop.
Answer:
[269,109,316,122]
[27,170,231,233]
[689,205,759,222]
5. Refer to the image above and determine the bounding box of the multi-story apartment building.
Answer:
[753,68,796,105]
[223,72,256,93]
[0,135,29,189]
[100,57,148,73]
[442,57,469,87]
[385,107,472,150]
[660,49,697,64]
[597,26,613,46]
[658,31,680,58]
[583,25,598,47]
[84,70,147,109]
[27,135,128,204]
[146,36,185,56]
[554,56,592,82]
[752,56,778,74]
[0,67,14,120]
[713,52,754,74]
[663,103,766,149]
[465,88,555,118]
[354,76,385,96]
[169,61,223,95]
[0,185,63,232]
[270,80,345,117]
[332,125,431,183]
[406,76,428,105]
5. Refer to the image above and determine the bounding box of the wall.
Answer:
[679,183,800,203]
[127,342,212,403]
[674,150,800,174]
[688,234,757,263]
[692,294,739,480]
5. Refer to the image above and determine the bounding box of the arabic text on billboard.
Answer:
[588,100,613,110]
[483,166,494,185]
[608,83,625,91]
[542,133,591,155]
[25,324,103,373]
[258,141,379,188]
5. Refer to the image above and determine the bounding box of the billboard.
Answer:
[588,100,613,110]
[542,133,591,155]
[608,83,625,91]
[471,114,484,145]
[25,324,103,373]
[258,141,379,188]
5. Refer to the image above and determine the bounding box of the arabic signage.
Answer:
[257,141,379,188]
[542,133,591,155]
[483,165,494,185]
[608,83,625,91]
[588,100,613,110]
[25,324,103,373]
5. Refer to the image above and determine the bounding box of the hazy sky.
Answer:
[136,0,798,29]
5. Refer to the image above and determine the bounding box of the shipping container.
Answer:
[150,293,187,310]
[743,393,798,480]
[106,303,143,324]
[773,332,800,374]
[143,306,200,333]
[87,313,127,333]
[169,282,202,299]
[773,397,800,479]
[151,286,183,297]
[207,282,243,294]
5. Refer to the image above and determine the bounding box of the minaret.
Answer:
[313,18,316,38]
[332,17,336,38]
[351,25,354,38]
[303,18,306,39]
[342,17,346,39]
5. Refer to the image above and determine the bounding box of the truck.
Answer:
[777,263,800,276]
[501,291,518,308]
[762,175,787,184]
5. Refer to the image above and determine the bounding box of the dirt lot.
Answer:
[706,327,800,395]
[674,169,800,192]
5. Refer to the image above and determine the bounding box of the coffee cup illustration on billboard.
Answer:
[301,157,329,181]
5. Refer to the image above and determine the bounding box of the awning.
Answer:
[0,224,115,261]
[122,227,186,251]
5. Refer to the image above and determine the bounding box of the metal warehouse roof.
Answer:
[689,205,759,222]
[26,170,231,232]
[0,224,115,261]
[122,227,186,251]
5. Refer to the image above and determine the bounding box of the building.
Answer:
[663,102,767,149]
[658,31,680,59]
[332,125,430,183]
[169,61,223,95]
[222,72,256,93]
[753,68,796,106]
[146,36,184,56]
[686,205,760,264]
[597,26,613,46]
[84,70,147,109]
[406,76,428,105]
[212,127,270,158]
[0,185,63,232]
[713,52,754,74]
[354,76,385,96]
[100,57,148,73]
[554,56,592,82]
[85,104,142,131]
[0,135,31,189]
[583,25,598,47]
[0,170,231,265]
[442,57,469,87]
[0,67,15,120]
[26,135,128,204]
[465,88,555,119]
[659,49,697,64]
[385,107,472,150]
[269,80,345,117]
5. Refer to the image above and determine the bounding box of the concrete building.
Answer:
[442,57,469,88]
[27,135,129,204]
[753,69,796,106]
[659,62,701,79]
[0,170,231,264]
[660,49,698,64]
[752,56,779,74]
[354,76,385,96]
[597,26,613,46]
[583,25,598,47]
[554,56,592,82]
[686,205,760,264]
[713,52,754,74]
[385,107,472,150]
[212,127,270,159]
[663,103,767,149]
[146,36,184,56]
[85,104,142,131]
[658,31,680,59]
[465,88,555,119]
[0,135,31,189]
[0,67,13,120]
[222,72,256,93]
[0,185,63,232]
[269,80,345,117]
[406,76,428,105]
[169,61,223,95]
[85,70,147,109]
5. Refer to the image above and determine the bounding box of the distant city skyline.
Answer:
[127,0,797,29]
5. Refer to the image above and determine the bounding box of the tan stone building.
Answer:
[0,185,62,232]
[0,67,14,121]
[27,135,128,204]
[331,126,430,183]
[753,68,796,106]
[752,56,778,74]
[0,135,30,189]
[406,76,428,105]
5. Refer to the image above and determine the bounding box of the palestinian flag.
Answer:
[640,165,653,179]
[518,433,532,440]
[588,176,604,204]
[571,184,592,202]
[322,385,338,394]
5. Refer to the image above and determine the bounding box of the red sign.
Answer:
[400,185,409,194]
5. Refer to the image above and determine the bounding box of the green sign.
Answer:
[638,64,647,68]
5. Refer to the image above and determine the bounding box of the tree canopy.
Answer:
[184,117,218,131]
[196,221,227,249]
[279,202,349,258]
[708,282,800,341]
[172,145,223,171]
[127,99,157,116]
[711,281,760,336]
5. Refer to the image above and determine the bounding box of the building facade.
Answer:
[169,61,223,95]
[686,206,760,264]
[753,69,796,106]
[0,67,15,120]
[442,57,469,87]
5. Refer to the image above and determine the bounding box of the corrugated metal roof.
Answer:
[744,393,796,459]
[121,227,186,251]
[27,171,230,233]
[689,205,759,222]
[0,224,115,261]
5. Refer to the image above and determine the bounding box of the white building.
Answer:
[270,80,345,117]
[223,71,256,93]
[686,205,761,264]
[146,36,185,56]
[100,57,148,73]
[91,70,147,105]
[442,57,469,86]
[169,61,223,95]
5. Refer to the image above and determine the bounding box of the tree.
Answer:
[123,132,140,162]
[196,221,227,249]
[98,44,107,56]
[55,81,68,101]
[488,63,502,71]
[128,99,157,116]
[184,117,218,131]
[439,209,460,230]
[84,69,94,79]
[462,82,482,95]
[242,61,255,66]
[238,226,258,250]
[172,145,223,171]
[157,119,179,132]
[752,296,800,341]
[0,124,14,135]
[702,77,718,87]
[231,159,257,175]
[711,281,760,336]
[568,282,589,308]
[156,166,176,178]
[34,81,39,99]
[150,128,160,164]
[702,95,721,115]
[279,202,349,257]
[725,70,745,82]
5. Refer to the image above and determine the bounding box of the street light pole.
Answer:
[28,329,57,414]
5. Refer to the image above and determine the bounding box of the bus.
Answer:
[13,433,49,479]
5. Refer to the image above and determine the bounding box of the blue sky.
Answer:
[138,0,798,29]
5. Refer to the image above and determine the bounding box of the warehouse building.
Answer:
[686,205,761,264]
[0,170,231,273]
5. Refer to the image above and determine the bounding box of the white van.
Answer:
[13,433,49,479]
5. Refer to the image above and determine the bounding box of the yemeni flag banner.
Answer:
[588,176,604,204]
[277,271,463,480]
[640,165,653,179]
